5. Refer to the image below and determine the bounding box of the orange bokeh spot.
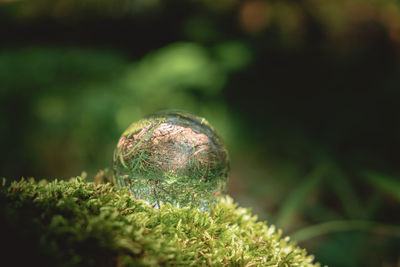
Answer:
[239,0,270,34]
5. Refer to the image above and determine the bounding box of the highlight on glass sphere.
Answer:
[113,110,230,208]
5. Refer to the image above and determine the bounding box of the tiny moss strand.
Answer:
[124,122,162,158]
[119,152,129,169]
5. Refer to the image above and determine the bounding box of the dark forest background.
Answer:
[1,0,400,266]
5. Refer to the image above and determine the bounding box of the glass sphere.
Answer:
[113,110,230,208]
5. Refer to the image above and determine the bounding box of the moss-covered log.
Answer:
[0,176,320,266]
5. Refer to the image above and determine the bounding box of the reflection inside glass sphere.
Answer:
[113,110,230,208]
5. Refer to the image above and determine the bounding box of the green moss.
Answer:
[0,176,320,267]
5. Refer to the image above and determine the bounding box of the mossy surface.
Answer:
[0,176,320,267]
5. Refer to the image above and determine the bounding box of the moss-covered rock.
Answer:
[0,176,320,266]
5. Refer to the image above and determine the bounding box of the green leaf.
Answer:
[363,171,400,201]
[292,220,400,243]
[276,161,331,228]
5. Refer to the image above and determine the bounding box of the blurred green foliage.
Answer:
[1,0,400,266]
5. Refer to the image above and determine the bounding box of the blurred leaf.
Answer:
[276,161,331,229]
[35,96,66,123]
[292,220,400,242]
[124,42,226,97]
[213,41,252,71]
[329,169,362,218]
[363,171,400,201]
[183,16,218,42]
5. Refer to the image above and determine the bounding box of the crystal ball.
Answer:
[113,110,230,208]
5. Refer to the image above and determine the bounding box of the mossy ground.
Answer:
[0,175,320,267]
